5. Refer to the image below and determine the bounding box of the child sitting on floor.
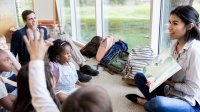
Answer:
[0,34,21,73]
[48,39,85,103]
[12,63,60,112]
[23,28,113,112]
[0,49,16,111]
[0,34,19,94]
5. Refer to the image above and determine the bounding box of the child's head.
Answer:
[169,5,200,41]
[62,85,113,112]
[0,49,13,72]
[0,34,9,51]
[48,39,72,64]
[12,62,60,112]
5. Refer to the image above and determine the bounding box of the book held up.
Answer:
[143,49,181,92]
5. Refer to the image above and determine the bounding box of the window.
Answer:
[103,0,151,50]
[72,0,96,43]
[158,0,172,52]
[193,0,200,13]
[15,0,162,55]
[158,0,200,53]
[67,0,161,54]
[60,0,71,37]
[15,0,32,27]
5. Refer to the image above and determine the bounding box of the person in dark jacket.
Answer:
[11,10,47,65]
[11,10,97,82]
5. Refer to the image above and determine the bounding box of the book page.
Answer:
[143,49,181,92]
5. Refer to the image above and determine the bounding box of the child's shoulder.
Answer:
[50,62,60,68]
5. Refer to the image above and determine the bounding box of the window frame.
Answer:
[149,0,162,56]
[58,0,162,55]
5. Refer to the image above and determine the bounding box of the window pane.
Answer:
[15,0,32,27]
[193,0,200,13]
[159,0,172,52]
[76,0,96,43]
[60,0,71,37]
[159,0,200,53]
[104,0,151,50]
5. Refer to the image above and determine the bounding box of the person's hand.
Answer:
[165,80,175,88]
[23,28,53,60]
[146,80,152,87]
[46,37,55,43]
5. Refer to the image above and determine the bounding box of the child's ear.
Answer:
[187,23,194,30]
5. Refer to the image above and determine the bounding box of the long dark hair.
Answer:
[12,63,60,112]
[170,5,200,41]
[48,39,72,62]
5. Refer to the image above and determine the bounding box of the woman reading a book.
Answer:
[126,5,200,112]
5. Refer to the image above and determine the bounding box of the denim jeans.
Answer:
[134,72,200,112]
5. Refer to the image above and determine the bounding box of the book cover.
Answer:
[143,49,182,92]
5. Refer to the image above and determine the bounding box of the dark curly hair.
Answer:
[47,39,72,62]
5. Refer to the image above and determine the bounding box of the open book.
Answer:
[143,49,181,92]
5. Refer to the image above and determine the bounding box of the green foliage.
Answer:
[16,0,32,27]
[64,0,70,6]
[109,0,126,5]
[76,5,150,50]
[80,17,150,50]
[78,0,126,5]
[16,1,151,50]
[79,0,95,6]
